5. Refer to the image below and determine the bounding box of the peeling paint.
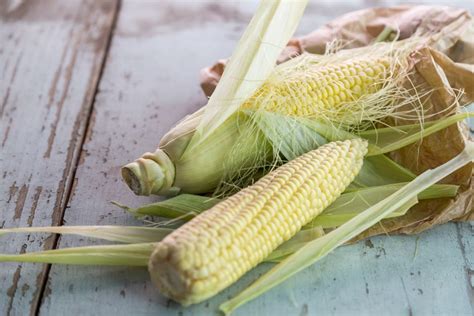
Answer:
[43,36,80,159]
[365,239,374,249]
[6,244,27,316]
[27,186,43,226]
[0,52,22,119]
[13,184,28,220]
[2,117,13,147]
[7,182,18,203]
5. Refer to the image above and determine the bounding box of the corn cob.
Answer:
[122,56,393,197]
[148,139,368,305]
[242,57,390,117]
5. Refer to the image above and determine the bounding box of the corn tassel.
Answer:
[148,139,368,305]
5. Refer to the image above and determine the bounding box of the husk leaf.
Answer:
[0,226,172,244]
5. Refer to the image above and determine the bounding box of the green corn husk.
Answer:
[350,154,415,188]
[0,243,155,266]
[265,226,326,262]
[112,194,220,219]
[306,182,457,229]
[115,182,458,227]
[360,112,473,156]
[0,226,172,243]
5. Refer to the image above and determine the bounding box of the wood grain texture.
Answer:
[1,0,471,315]
[0,0,118,314]
[457,222,474,309]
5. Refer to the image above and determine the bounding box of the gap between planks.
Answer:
[32,1,122,315]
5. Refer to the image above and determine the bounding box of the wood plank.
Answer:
[456,222,474,309]
[0,0,118,315]
[39,0,474,315]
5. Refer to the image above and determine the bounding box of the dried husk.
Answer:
[200,5,474,236]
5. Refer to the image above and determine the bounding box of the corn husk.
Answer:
[114,182,458,229]
[200,5,474,236]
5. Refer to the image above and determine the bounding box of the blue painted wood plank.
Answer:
[456,222,474,308]
[38,224,472,316]
[0,1,118,314]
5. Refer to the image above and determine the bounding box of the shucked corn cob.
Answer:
[148,139,368,305]
[242,58,390,116]
[122,56,392,197]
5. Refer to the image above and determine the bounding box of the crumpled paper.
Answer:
[200,5,474,237]
[354,46,473,240]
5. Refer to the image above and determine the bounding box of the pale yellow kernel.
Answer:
[349,67,357,76]
[326,85,334,96]
[353,85,362,95]
[321,88,328,99]
[191,280,206,295]
[365,67,375,76]
[326,96,334,107]
[354,75,362,86]
[347,76,355,87]
[365,76,374,86]
[328,73,338,82]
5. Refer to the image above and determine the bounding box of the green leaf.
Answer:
[301,112,471,157]
[309,183,457,229]
[0,243,155,266]
[117,179,456,231]
[0,226,171,243]
[265,226,325,262]
[350,154,416,188]
[113,194,219,219]
[362,112,472,156]
[220,141,474,315]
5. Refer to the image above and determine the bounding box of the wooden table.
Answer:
[1,1,473,315]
